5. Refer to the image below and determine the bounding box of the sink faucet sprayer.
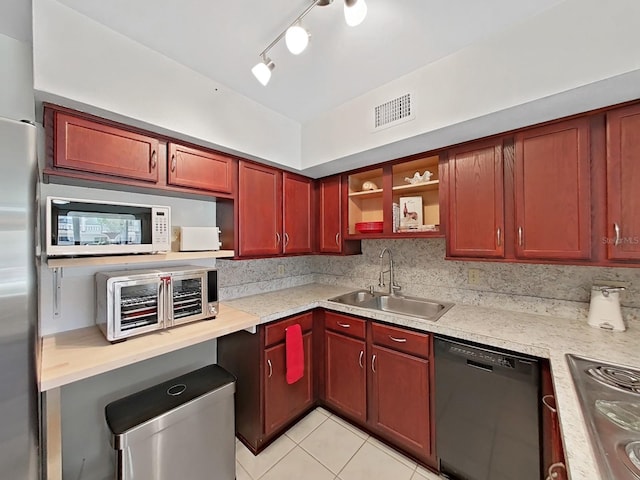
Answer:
[378,247,401,295]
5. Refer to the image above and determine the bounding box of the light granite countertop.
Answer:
[225,283,640,480]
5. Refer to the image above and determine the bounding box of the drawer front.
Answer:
[324,312,366,339]
[371,323,430,358]
[265,312,313,347]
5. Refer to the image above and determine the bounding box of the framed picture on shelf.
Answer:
[399,196,423,228]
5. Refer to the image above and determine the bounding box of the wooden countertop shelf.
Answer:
[39,303,258,391]
[46,250,235,268]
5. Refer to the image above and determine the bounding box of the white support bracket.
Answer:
[52,267,63,318]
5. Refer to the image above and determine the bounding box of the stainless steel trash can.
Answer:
[105,364,236,480]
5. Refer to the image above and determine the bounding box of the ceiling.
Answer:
[48,0,565,124]
[2,0,566,124]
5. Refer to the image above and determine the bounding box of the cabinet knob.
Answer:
[614,223,621,246]
[267,359,273,378]
[358,350,364,369]
[284,232,290,248]
[496,227,502,247]
[337,322,351,328]
[371,353,377,373]
[171,154,177,172]
[276,232,281,245]
[150,150,157,170]
[545,462,566,480]
[335,232,340,246]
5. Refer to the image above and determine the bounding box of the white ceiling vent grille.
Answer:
[373,93,414,131]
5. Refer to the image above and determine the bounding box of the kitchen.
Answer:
[2,0,640,479]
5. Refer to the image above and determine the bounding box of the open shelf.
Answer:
[393,156,440,232]
[347,168,384,235]
[46,250,235,268]
[348,188,384,198]
[392,180,439,193]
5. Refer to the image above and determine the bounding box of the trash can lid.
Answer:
[105,364,235,435]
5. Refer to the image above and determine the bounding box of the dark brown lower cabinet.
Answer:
[324,330,367,423]
[264,333,313,436]
[217,312,314,453]
[370,345,431,459]
[541,361,567,480]
[321,311,436,467]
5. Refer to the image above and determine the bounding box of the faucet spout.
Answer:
[378,248,401,295]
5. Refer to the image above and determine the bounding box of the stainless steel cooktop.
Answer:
[567,355,640,479]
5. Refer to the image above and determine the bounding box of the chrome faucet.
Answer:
[378,247,401,295]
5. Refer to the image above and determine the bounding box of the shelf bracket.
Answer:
[244,325,257,334]
[52,267,63,318]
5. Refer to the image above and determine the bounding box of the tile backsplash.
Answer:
[219,238,640,323]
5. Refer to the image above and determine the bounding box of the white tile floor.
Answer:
[236,408,442,480]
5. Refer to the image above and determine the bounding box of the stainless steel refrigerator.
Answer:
[0,117,40,479]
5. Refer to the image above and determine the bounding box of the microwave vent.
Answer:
[374,93,414,130]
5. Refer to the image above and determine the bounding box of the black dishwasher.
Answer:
[434,336,540,480]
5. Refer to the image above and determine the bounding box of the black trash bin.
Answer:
[105,364,236,480]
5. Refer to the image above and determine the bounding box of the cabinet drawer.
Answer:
[264,312,313,347]
[371,323,429,358]
[324,312,366,339]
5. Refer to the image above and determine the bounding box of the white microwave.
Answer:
[46,196,171,257]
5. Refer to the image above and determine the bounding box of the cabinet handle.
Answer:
[542,394,557,413]
[149,150,157,170]
[284,232,290,247]
[371,354,377,373]
[337,322,350,328]
[614,223,621,246]
[335,232,340,246]
[518,227,523,246]
[276,232,281,245]
[388,335,407,343]
[496,227,501,247]
[358,350,364,369]
[267,359,272,378]
[170,154,177,172]
[545,462,566,480]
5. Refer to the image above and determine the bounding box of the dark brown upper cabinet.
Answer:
[447,139,505,258]
[514,118,591,260]
[606,103,640,261]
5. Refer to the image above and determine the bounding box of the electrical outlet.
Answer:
[277,264,285,276]
[468,268,482,286]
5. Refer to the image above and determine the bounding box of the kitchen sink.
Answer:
[328,290,454,321]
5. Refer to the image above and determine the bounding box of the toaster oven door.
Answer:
[167,272,208,327]
[113,278,164,339]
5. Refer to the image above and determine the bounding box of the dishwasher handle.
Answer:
[467,359,493,373]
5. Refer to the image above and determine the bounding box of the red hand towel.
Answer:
[285,324,304,384]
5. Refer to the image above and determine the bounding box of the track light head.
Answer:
[344,0,367,27]
[285,24,310,55]
[251,57,275,86]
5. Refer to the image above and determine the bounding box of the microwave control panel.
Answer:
[152,207,171,251]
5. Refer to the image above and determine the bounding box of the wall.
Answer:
[31,0,301,170]
[301,0,640,176]
[0,33,34,121]
[312,239,640,322]
[61,343,216,480]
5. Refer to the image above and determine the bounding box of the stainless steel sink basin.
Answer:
[328,290,454,321]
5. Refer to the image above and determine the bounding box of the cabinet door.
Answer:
[167,143,234,194]
[238,161,282,256]
[324,331,366,422]
[54,112,159,183]
[264,333,314,436]
[607,104,640,260]
[515,118,591,260]
[319,176,342,253]
[447,140,504,258]
[283,172,313,254]
[370,345,431,459]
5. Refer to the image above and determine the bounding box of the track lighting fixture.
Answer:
[251,0,368,85]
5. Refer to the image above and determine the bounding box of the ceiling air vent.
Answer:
[373,93,414,131]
